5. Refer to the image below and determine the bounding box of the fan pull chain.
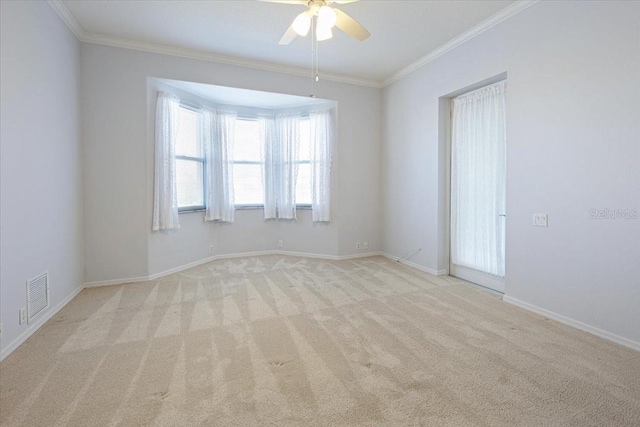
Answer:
[310,15,317,97]
[315,36,320,83]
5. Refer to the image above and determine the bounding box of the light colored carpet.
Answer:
[1,255,639,426]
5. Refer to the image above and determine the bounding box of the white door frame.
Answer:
[442,74,508,293]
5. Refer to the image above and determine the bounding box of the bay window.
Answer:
[153,90,332,229]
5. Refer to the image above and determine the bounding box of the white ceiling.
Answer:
[58,0,518,86]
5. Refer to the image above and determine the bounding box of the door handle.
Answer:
[498,214,506,217]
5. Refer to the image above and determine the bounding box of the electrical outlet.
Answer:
[209,245,214,254]
[356,242,361,250]
[278,239,283,248]
[363,242,369,249]
[19,308,26,325]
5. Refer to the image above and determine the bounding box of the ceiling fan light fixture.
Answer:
[292,12,311,36]
[316,24,333,41]
[317,6,337,29]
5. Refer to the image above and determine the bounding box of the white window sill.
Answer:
[178,205,312,214]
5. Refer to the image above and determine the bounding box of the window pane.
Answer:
[296,163,312,205]
[176,159,204,208]
[298,118,311,161]
[234,119,261,161]
[234,164,263,205]
[176,107,202,158]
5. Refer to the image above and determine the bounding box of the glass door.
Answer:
[449,81,507,293]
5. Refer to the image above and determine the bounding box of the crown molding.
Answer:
[48,0,537,90]
[47,0,381,88]
[80,32,383,88]
[382,0,539,87]
[47,0,84,39]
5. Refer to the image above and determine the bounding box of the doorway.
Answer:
[449,80,507,293]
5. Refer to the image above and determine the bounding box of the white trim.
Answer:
[503,295,640,352]
[47,0,84,38]
[148,250,274,280]
[46,0,538,89]
[382,1,538,87]
[46,1,380,89]
[381,253,447,276]
[442,95,453,279]
[84,250,385,287]
[6,252,636,364]
[81,33,382,88]
[272,250,383,261]
[0,250,381,360]
[83,276,150,288]
[148,250,385,279]
[0,284,84,362]
[332,251,384,261]
[450,264,505,294]
[276,250,340,261]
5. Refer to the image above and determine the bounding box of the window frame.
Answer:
[293,116,312,208]
[174,108,316,213]
[232,117,265,209]
[175,104,206,213]
[293,158,313,209]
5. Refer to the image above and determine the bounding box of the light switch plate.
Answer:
[533,213,548,227]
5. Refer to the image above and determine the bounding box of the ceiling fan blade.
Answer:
[334,8,370,41]
[279,24,298,45]
[331,1,360,4]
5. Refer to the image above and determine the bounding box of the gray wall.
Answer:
[1,1,84,357]
[80,44,382,282]
[382,1,640,345]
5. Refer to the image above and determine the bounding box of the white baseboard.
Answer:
[148,250,318,280]
[275,250,383,261]
[380,253,447,276]
[0,284,84,362]
[0,250,383,362]
[83,275,150,288]
[148,250,384,279]
[6,253,635,366]
[84,250,385,288]
[502,295,640,352]
[333,251,384,260]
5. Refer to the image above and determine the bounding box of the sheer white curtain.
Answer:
[451,81,507,277]
[263,109,332,221]
[268,114,299,220]
[261,117,278,219]
[203,109,236,223]
[152,91,181,231]
[310,110,332,222]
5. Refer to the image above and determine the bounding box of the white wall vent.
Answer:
[27,271,49,322]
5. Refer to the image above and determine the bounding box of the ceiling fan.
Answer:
[263,0,371,45]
